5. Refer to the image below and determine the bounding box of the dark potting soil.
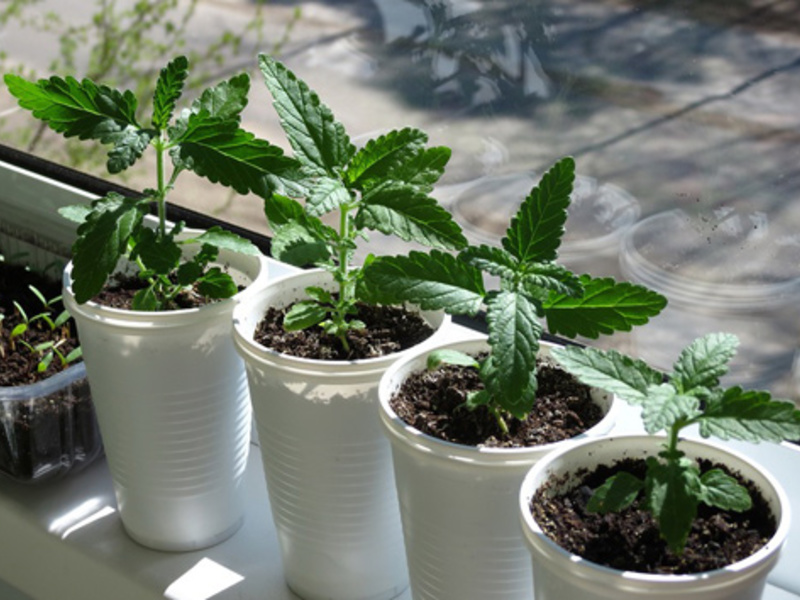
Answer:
[530,457,776,574]
[92,274,217,310]
[0,260,101,483]
[390,358,604,448]
[255,303,435,361]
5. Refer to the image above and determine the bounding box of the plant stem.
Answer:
[155,133,167,237]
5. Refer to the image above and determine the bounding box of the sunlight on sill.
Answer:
[47,498,117,539]
[164,558,245,600]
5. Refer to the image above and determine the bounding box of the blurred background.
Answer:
[2,0,800,399]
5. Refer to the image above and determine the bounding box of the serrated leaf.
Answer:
[172,113,299,197]
[359,250,485,314]
[503,157,574,263]
[644,455,701,554]
[521,262,584,299]
[673,333,738,394]
[190,71,249,122]
[131,227,181,276]
[484,290,542,416]
[641,384,700,434]
[106,127,153,173]
[698,469,752,512]
[550,345,662,406]
[196,268,238,299]
[587,472,644,514]
[258,54,353,174]
[192,226,260,256]
[305,176,351,216]
[427,348,480,370]
[270,222,331,266]
[543,275,667,339]
[132,285,159,311]
[152,55,188,129]
[698,387,800,443]
[358,183,467,250]
[304,286,333,305]
[58,204,92,224]
[346,127,428,188]
[283,300,328,330]
[460,245,519,281]
[176,260,204,286]
[71,192,148,303]
[5,73,140,141]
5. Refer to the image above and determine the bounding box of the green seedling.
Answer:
[4,285,82,373]
[551,332,800,554]
[256,55,467,350]
[5,55,300,310]
[360,156,667,432]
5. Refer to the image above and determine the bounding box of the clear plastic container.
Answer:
[620,208,800,389]
[450,171,640,278]
[0,361,102,484]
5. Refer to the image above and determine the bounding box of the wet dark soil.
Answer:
[531,457,776,574]
[390,357,604,448]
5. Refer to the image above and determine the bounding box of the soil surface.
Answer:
[92,274,217,310]
[390,357,604,448]
[531,457,776,574]
[255,302,435,361]
[0,261,80,386]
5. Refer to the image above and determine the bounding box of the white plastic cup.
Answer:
[233,268,451,600]
[519,435,791,600]
[63,246,266,551]
[378,336,618,600]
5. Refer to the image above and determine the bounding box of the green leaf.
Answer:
[58,204,92,224]
[71,193,148,303]
[131,228,181,276]
[543,275,667,339]
[521,263,584,299]
[346,127,428,188]
[359,251,485,314]
[152,55,188,129]
[190,71,249,122]
[503,157,574,263]
[460,245,519,281]
[673,333,738,394]
[358,183,467,250]
[644,455,701,554]
[465,390,491,410]
[196,268,238,299]
[587,472,644,514]
[132,285,159,311]
[258,54,353,174]
[5,73,148,172]
[172,113,299,197]
[283,300,328,330]
[427,349,480,370]
[550,345,663,406]
[176,261,204,286]
[270,222,332,266]
[698,387,800,443]
[640,384,700,434]
[192,226,260,256]
[698,469,752,512]
[483,290,542,417]
[305,176,352,217]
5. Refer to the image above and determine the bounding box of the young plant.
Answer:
[360,156,667,431]
[551,332,800,554]
[256,54,467,349]
[3,285,82,373]
[4,55,300,310]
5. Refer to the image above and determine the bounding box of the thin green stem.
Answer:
[155,134,167,237]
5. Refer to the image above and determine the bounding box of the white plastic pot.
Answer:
[519,435,791,600]
[62,243,268,551]
[378,336,618,600]
[232,268,451,600]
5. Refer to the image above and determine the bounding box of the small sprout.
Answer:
[552,332,800,554]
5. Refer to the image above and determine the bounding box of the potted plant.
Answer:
[231,55,466,600]
[4,56,299,550]
[365,155,667,600]
[519,333,800,600]
[0,255,102,484]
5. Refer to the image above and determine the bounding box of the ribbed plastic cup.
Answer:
[232,268,451,600]
[378,336,618,600]
[519,435,791,600]
[62,246,266,551]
